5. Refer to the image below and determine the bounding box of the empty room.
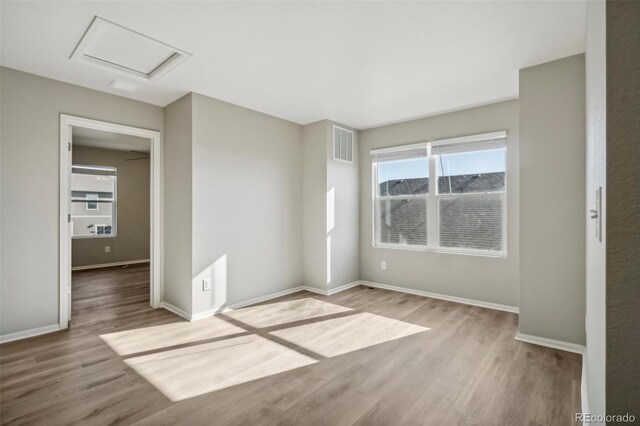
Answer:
[0,1,638,425]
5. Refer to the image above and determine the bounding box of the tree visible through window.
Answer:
[372,134,506,255]
[71,165,117,238]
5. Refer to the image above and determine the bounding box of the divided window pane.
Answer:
[373,136,506,255]
[378,199,427,246]
[436,147,505,194]
[377,157,429,196]
[439,196,503,252]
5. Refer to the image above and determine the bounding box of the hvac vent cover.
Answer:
[333,126,353,163]
[70,16,192,83]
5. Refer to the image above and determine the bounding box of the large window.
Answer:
[71,165,117,238]
[372,132,506,255]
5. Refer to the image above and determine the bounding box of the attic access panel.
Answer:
[70,16,191,83]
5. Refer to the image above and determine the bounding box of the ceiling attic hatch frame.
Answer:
[70,16,192,83]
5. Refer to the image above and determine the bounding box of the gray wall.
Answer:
[301,120,360,292]
[163,94,193,313]
[326,121,360,290]
[605,0,640,415]
[359,100,520,307]
[191,93,303,314]
[585,0,606,417]
[71,146,150,267]
[519,55,586,345]
[0,67,163,336]
[302,121,328,290]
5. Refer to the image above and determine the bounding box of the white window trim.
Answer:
[371,131,507,257]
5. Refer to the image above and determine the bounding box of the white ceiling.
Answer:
[80,19,177,75]
[73,127,150,153]
[0,1,586,129]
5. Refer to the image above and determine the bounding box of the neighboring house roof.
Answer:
[379,172,505,251]
[379,172,505,196]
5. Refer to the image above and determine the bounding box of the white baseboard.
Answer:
[3,278,517,342]
[226,287,308,311]
[72,259,150,271]
[159,302,191,321]
[359,280,519,313]
[299,285,327,295]
[298,281,360,296]
[190,307,223,321]
[164,281,362,322]
[515,332,585,354]
[327,280,361,295]
[163,287,309,321]
[0,324,61,344]
[581,352,589,417]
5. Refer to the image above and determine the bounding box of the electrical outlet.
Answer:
[381,261,387,270]
[202,278,211,291]
[105,246,110,253]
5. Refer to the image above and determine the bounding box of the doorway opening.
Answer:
[59,115,161,329]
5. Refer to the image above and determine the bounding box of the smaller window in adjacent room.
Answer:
[85,193,99,210]
[71,165,117,238]
[372,132,507,255]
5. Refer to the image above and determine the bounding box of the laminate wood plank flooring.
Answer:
[0,264,582,425]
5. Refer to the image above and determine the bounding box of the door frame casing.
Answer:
[59,114,162,329]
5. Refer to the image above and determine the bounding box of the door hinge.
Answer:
[68,213,71,223]
[68,142,71,151]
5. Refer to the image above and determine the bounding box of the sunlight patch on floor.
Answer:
[100,316,246,356]
[124,334,317,401]
[270,312,429,357]
[224,297,351,328]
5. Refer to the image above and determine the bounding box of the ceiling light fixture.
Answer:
[109,79,138,92]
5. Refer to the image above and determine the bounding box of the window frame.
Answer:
[71,164,118,240]
[94,224,110,236]
[371,131,507,257]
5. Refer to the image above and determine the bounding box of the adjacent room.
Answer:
[0,1,638,425]
[70,127,153,326]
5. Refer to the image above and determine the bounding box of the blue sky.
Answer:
[379,148,505,182]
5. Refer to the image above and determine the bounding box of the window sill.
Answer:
[72,235,117,240]
[373,243,507,258]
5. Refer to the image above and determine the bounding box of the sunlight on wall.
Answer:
[326,235,331,285]
[125,334,317,402]
[225,298,351,328]
[270,312,428,357]
[100,315,245,356]
[327,188,335,285]
[327,187,335,233]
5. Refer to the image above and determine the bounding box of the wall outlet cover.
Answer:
[105,246,111,253]
[202,278,211,291]
[381,261,387,270]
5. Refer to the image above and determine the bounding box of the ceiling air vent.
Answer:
[70,16,192,83]
[333,125,353,163]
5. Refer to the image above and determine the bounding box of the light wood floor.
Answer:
[0,264,582,425]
